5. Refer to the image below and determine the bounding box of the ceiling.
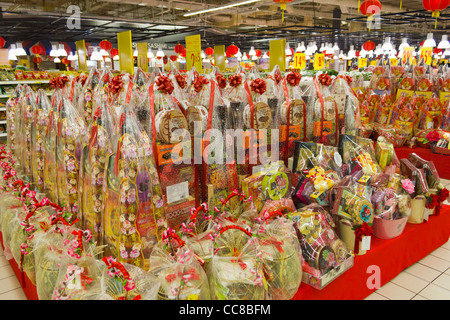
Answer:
[0,0,449,52]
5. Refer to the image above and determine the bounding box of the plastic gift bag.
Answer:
[78,68,102,124]
[208,225,265,300]
[374,91,395,125]
[388,95,417,139]
[6,84,24,159]
[103,107,165,270]
[17,86,36,181]
[331,75,360,136]
[148,229,210,300]
[78,99,117,244]
[31,89,52,192]
[416,94,443,133]
[256,213,302,300]
[56,97,87,217]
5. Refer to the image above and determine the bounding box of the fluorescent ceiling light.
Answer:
[147,50,154,58]
[183,0,260,17]
[156,46,164,57]
[15,43,26,56]
[50,45,59,57]
[263,52,269,59]
[235,49,242,58]
[438,35,450,49]
[54,57,61,63]
[90,48,103,61]
[58,44,67,56]
[382,37,393,51]
[249,46,256,56]
[423,33,436,48]
[67,52,77,61]
[399,38,409,51]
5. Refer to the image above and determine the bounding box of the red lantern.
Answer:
[423,0,450,28]
[163,56,168,64]
[0,36,5,49]
[205,47,214,56]
[33,56,42,64]
[180,48,187,58]
[61,57,69,65]
[110,48,119,57]
[174,43,185,54]
[255,49,262,57]
[363,41,376,51]
[226,44,239,57]
[434,47,443,54]
[273,0,293,21]
[360,0,382,30]
[30,45,43,55]
[170,55,178,62]
[99,40,112,51]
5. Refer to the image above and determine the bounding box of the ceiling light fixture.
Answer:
[438,35,450,49]
[156,46,164,57]
[57,44,67,57]
[423,33,436,48]
[15,43,26,56]
[49,45,59,57]
[183,0,260,17]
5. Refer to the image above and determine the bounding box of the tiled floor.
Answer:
[1,181,450,300]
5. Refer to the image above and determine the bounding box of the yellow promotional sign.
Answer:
[370,60,377,66]
[402,47,414,65]
[185,34,202,73]
[420,47,433,65]
[136,42,148,72]
[314,53,325,70]
[293,52,306,70]
[214,45,226,71]
[390,58,398,66]
[75,40,87,71]
[117,30,134,75]
[269,39,286,72]
[358,58,368,69]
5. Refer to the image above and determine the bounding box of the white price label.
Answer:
[166,181,189,204]
[361,236,371,251]
[424,209,430,222]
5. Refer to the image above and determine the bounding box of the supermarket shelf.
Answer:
[0,92,52,99]
[0,133,7,137]
[0,108,6,111]
[0,80,50,85]
[0,120,6,124]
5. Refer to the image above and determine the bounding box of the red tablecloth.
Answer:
[395,146,450,180]
[292,206,450,300]
[2,207,450,300]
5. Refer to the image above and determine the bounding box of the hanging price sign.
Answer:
[402,47,414,64]
[420,47,433,65]
[358,58,368,69]
[185,34,203,72]
[314,53,325,70]
[293,52,306,69]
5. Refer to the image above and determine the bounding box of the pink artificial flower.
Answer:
[401,179,415,194]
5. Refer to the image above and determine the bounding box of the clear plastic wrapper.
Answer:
[78,67,102,124]
[374,91,395,125]
[416,94,443,133]
[148,230,211,300]
[208,225,265,300]
[103,107,165,270]
[374,136,400,172]
[56,97,87,217]
[6,84,24,159]
[331,75,360,136]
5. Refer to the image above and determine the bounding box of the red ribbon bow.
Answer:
[228,74,242,88]
[250,78,267,95]
[216,74,227,89]
[175,73,187,89]
[318,73,332,86]
[354,222,373,255]
[155,75,175,95]
[193,75,209,93]
[286,72,302,87]
[107,74,124,95]
[260,236,285,253]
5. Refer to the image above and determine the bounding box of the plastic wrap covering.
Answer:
[0,192,21,230]
[6,84,24,159]
[78,68,102,124]
[208,225,265,300]
[103,107,165,270]
[256,214,302,300]
[331,75,360,137]
[416,94,443,133]
[148,230,210,300]
[79,99,117,244]
[31,90,52,192]
[56,98,87,218]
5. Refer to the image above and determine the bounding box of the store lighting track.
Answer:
[183,0,261,17]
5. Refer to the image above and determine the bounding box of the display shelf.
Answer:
[0,108,6,111]
[0,80,50,85]
[0,133,7,137]
[0,120,6,124]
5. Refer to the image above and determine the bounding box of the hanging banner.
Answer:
[293,52,306,70]
[185,34,202,72]
[402,47,414,65]
[214,45,226,71]
[136,42,148,72]
[420,47,433,65]
[75,40,87,71]
[314,53,325,70]
[269,39,286,72]
[117,30,134,75]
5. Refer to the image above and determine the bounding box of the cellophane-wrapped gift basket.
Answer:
[1,63,449,301]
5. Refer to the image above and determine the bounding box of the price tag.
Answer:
[314,53,325,70]
[402,47,414,64]
[358,58,367,69]
[293,52,306,70]
[424,209,429,222]
[166,181,189,204]
[420,47,433,65]
[361,236,371,251]
[185,34,203,72]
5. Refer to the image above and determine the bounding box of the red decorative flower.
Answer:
[426,130,440,142]
[286,72,301,86]
[175,73,187,89]
[229,74,242,88]
[216,74,227,89]
[318,73,332,86]
[193,75,209,93]
[156,75,175,95]
[107,74,124,95]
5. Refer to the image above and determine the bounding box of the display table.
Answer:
[395,146,450,179]
[2,207,450,300]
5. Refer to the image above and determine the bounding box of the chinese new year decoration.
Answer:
[359,0,382,31]
[423,0,450,28]
[273,0,293,22]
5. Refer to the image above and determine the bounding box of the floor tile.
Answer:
[0,276,21,295]
[411,295,430,300]
[0,265,14,280]
[404,262,442,282]
[390,271,430,293]
[0,255,9,268]
[375,282,416,300]
[432,273,450,291]
[0,288,26,300]
[442,240,450,251]
[364,292,389,300]
[418,254,450,272]
[419,283,450,300]
[430,247,450,262]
